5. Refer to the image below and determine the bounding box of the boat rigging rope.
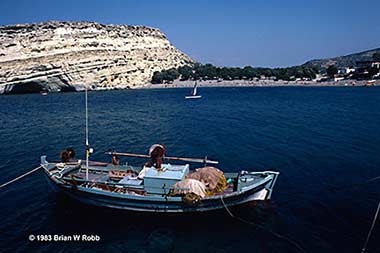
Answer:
[0,166,42,189]
[361,200,380,253]
[220,196,306,253]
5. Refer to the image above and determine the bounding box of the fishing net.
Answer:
[171,178,207,198]
[186,167,228,196]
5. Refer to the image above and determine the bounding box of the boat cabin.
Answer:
[144,164,189,195]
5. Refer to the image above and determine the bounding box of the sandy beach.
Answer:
[141,79,373,89]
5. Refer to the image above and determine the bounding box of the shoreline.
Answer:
[141,79,374,89]
[1,79,377,95]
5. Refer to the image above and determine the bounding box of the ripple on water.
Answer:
[0,87,380,253]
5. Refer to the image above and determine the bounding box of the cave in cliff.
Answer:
[6,81,45,94]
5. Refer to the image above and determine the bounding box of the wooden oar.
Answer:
[106,151,219,165]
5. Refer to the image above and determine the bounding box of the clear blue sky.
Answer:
[1,0,380,67]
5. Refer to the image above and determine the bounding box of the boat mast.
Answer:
[85,86,89,181]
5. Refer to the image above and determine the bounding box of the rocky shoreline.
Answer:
[1,78,374,95]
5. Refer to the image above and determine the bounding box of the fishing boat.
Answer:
[40,155,279,213]
[38,88,279,213]
[185,82,202,99]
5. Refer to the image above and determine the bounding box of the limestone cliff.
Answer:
[0,21,194,94]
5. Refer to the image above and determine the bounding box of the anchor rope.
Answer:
[220,196,306,253]
[361,200,380,253]
[0,166,42,189]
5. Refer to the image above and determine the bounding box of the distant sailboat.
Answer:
[185,82,202,99]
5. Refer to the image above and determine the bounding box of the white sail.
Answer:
[192,86,197,96]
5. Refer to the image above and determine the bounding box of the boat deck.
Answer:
[43,161,268,198]
[40,157,279,212]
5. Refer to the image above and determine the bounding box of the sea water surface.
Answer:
[0,87,379,253]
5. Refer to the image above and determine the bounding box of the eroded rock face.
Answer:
[0,21,193,94]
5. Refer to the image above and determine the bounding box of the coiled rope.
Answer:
[220,196,306,253]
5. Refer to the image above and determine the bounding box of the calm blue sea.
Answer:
[0,87,379,253]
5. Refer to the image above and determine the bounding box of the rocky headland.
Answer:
[0,21,193,94]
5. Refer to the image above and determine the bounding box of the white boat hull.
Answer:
[185,95,202,99]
